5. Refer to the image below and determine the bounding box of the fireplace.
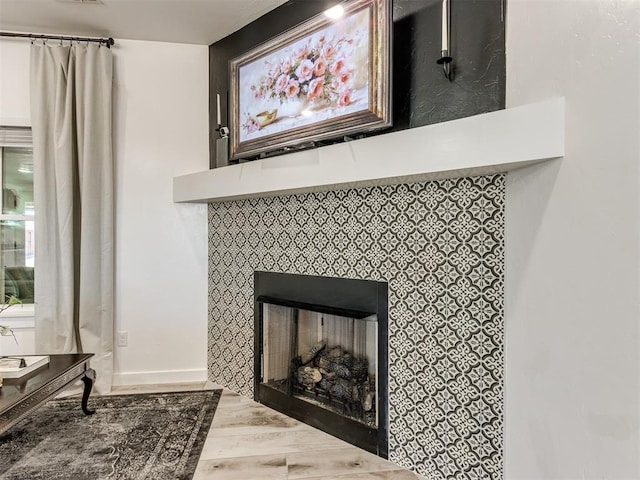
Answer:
[254,271,388,457]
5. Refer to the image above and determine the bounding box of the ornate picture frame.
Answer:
[229,0,391,160]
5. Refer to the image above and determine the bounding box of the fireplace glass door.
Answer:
[261,302,378,428]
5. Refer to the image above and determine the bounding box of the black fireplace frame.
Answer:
[254,271,389,458]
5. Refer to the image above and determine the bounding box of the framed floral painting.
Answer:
[229,0,391,160]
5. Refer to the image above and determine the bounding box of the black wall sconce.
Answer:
[436,0,454,81]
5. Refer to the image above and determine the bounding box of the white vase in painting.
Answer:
[277,98,308,118]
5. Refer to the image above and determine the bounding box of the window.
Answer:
[0,127,34,306]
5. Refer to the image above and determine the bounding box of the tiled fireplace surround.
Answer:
[207,175,505,479]
[182,99,561,479]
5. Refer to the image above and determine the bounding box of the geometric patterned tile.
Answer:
[208,174,505,479]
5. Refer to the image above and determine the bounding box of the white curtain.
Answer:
[30,43,114,393]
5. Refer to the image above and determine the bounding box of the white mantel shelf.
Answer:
[173,98,564,203]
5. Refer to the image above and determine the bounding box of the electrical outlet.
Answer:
[117,331,128,347]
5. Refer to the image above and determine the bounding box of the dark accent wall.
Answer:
[209,0,506,167]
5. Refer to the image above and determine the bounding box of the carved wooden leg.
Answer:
[80,368,96,415]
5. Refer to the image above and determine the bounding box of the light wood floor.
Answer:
[111,382,427,480]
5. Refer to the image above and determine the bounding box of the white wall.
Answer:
[113,39,209,385]
[0,39,30,124]
[0,38,210,385]
[505,2,639,479]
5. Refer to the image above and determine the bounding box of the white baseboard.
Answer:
[112,368,207,386]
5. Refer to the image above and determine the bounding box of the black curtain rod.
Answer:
[0,31,114,47]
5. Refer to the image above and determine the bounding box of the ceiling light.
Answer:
[324,5,345,19]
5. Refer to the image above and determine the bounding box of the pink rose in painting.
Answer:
[307,77,325,100]
[323,43,337,59]
[295,59,314,82]
[329,57,346,75]
[338,89,351,107]
[297,43,310,60]
[275,74,289,94]
[313,57,327,77]
[286,79,300,98]
[243,115,260,134]
[247,119,259,133]
[266,71,276,85]
[339,71,351,84]
[280,57,292,74]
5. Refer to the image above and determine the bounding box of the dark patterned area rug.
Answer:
[0,389,221,480]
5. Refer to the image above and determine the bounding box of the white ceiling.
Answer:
[0,0,289,46]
